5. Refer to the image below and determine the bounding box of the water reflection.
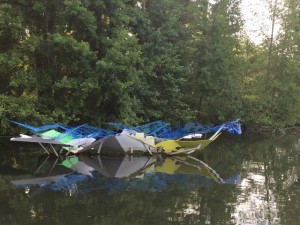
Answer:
[10,154,229,197]
[232,162,280,225]
[1,134,300,225]
[77,155,157,178]
[227,135,300,225]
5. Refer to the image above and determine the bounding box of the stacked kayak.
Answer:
[10,120,242,156]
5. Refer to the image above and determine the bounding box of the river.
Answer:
[0,133,299,225]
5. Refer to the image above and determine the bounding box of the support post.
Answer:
[38,143,50,155]
[97,141,103,154]
[209,125,224,140]
[49,144,59,157]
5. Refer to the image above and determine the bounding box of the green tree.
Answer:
[265,0,300,126]
[0,2,49,132]
[184,0,244,123]
[81,0,144,125]
[0,0,143,130]
[131,0,193,124]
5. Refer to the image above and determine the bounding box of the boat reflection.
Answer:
[77,155,158,178]
[151,155,224,183]
[11,154,231,195]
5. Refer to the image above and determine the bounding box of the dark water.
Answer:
[0,134,299,225]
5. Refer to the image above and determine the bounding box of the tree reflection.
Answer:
[226,134,299,225]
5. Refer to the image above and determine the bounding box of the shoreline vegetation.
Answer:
[245,124,300,135]
[0,0,299,135]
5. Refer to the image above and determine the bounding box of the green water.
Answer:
[0,134,299,225]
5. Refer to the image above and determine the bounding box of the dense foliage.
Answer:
[0,0,299,134]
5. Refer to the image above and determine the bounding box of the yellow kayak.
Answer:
[155,131,222,154]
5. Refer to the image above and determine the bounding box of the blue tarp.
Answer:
[11,119,242,141]
[10,121,117,141]
[108,120,242,139]
[10,120,71,133]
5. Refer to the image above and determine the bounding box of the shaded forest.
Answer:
[0,0,299,134]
